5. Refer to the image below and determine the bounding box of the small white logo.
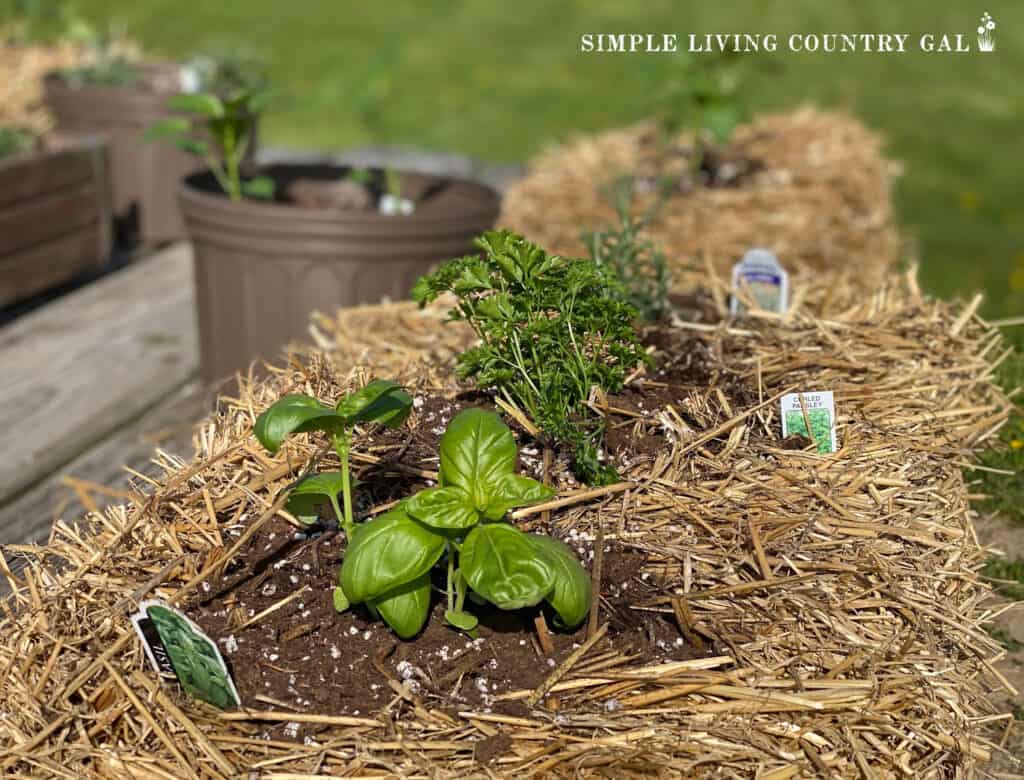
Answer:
[977,12,996,51]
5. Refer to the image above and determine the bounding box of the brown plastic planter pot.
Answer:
[44,65,201,245]
[0,135,112,307]
[180,164,501,385]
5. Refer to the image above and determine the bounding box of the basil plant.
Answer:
[254,380,412,537]
[338,408,593,639]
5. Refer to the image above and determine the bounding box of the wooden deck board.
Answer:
[0,243,198,526]
[0,381,207,551]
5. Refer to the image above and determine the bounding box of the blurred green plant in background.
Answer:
[583,179,672,322]
[0,125,37,158]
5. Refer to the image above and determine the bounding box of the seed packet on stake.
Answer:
[730,248,789,315]
[131,600,240,708]
[780,391,838,454]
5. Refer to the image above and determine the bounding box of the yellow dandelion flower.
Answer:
[1011,439,1023,450]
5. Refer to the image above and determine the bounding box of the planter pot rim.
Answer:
[178,165,502,228]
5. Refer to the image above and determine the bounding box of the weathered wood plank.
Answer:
[0,381,207,549]
[0,225,107,307]
[0,242,198,511]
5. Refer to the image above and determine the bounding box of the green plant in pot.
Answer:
[147,73,272,202]
[165,74,499,385]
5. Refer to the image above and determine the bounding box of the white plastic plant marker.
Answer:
[379,193,415,216]
[131,599,241,708]
[730,248,789,315]
[178,65,201,94]
[780,391,838,454]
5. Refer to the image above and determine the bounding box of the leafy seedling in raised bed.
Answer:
[339,408,592,639]
[146,76,272,202]
[253,380,412,540]
[583,178,672,322]
[643,49,760,186]
[413,230,648,485]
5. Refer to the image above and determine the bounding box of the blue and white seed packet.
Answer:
[730,248,789,315]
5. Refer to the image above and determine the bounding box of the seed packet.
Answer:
[131,600,241,709]
[730,248,789,315]
[780,391,838,454]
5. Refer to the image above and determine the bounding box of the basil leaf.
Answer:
[143,117,191,141]
[439,409,516,511]
[167,92,225,118]
[337,379,412,429]
[482,473,554,520]
[460,523,554,610]
[444,609,478,632]
[172,137,209,156]
[284,471,346,525]
[332,586,350,612]
[529,534,592,629]
[241,175,275,199]
[254,395,343,452]
[340,510,445,603]
[405,486,479,530]
[373,573,432,640]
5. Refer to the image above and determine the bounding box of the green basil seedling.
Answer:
[285,472,358,526]
[253,380,412,537]
[339,408,593,639]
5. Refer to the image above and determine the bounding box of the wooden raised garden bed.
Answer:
[44,66,201,245]
[0,134,112,308]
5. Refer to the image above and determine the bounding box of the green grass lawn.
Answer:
[10,1,1024,514]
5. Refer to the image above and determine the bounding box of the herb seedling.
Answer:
[646,49,754,181]
[57,22,140,88]
[414,231,647,485]
[146,76,272,202]
[339,408,591,638]
[583,180,672,322]
[347,167,412,215]
[254,380,412,537]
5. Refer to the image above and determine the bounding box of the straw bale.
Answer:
[500,108,902,291]
[0,41,82,133]
[0,268,1017,778]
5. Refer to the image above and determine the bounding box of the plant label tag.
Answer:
[379,193,415,216]
[130,600,241,709]
[780,391,838,453]
[730,248,789,315]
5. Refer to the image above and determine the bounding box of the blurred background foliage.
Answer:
[3,0,1014,326]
